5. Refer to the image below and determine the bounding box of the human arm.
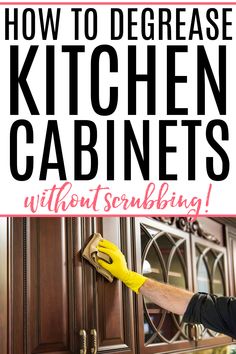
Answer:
[140,281,236,337]
[98,239,236,338]
[97,239,193,314]
[140,282,236,338]
[139,278,193,315]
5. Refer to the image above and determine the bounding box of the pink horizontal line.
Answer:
[0,2,235,5]
[0,214,234,217]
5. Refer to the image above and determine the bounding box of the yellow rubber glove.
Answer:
[97,239,147,294]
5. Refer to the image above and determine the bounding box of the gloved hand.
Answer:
[97,239,147,294]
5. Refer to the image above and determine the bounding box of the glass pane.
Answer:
[195,243,226,339]
[178,243,186,263]
[160,314,179,341]
[197,256,210,293]
[144,301,163,343]
[169,248,186,289]
[213,261,225,296]
[197,244,206,253]
[144,303,183,343]
[157,234,174,265]
[207,250,215,274]
[144,313,155,342]
[141,227,187,344]
[196,247,200,262]
[143,241,164,282]
[146,225,160,238]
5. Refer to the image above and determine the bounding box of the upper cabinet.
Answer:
[4,217,136,354]
[191,235,231,347]
[226,224,236,297]
[1,216,236,354]
[132,217,233,354]
[0,219,8,354]
[133,217,195,354]
[7,218,78,354]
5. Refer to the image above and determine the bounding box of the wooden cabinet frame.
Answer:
[0,218,8,354]
[226,225,236,297]
[132,217,195,354]
[1,217,136,354]
[132,217,233,354]
[8,218,79,354]
[91,217,136,354]
[191,234,232,348]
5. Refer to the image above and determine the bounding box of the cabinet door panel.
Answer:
[0,219,8,354]
[83,217,135,354]
[191,234,232,347]
[29,218,71,353]
[9,218,76,354]
[134,218,195,354]
[227,227,236,296]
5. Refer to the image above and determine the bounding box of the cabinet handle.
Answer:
[90,329,98,354]
[79,329,87,354]
[187,323,197,341]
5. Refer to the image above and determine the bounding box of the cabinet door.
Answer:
[8,218,80,354]
[133,218,195,354]
[0,218,8,354]
[227,226,236,296]
[191,235,232,347]
[77,217,136,354]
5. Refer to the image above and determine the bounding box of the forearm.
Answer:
[139,278,194,315]
[98,239,194,314]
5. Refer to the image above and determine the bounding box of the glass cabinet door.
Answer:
[195,244,226,296]
[134,218,194,354]
[192,236,229,340]
[134,218,232,353]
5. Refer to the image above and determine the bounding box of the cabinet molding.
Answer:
[0,219,8,354]
[93,217,135,354]
[156,217,221,245]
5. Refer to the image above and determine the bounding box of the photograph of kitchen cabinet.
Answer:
[0,217,135,354]
[0,216,236,354]
[134,217,194,354]
[133,217,232,354]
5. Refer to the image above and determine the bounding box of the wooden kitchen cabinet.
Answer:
[226,225,236,297]
[7,218,78,354]
[0,217,135,354]
[191,234,232,348]
[132,217,233,354]
[0,219,8,354]
[0,216,236,354]
[78,217,136,354]
[132,217,196,354]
